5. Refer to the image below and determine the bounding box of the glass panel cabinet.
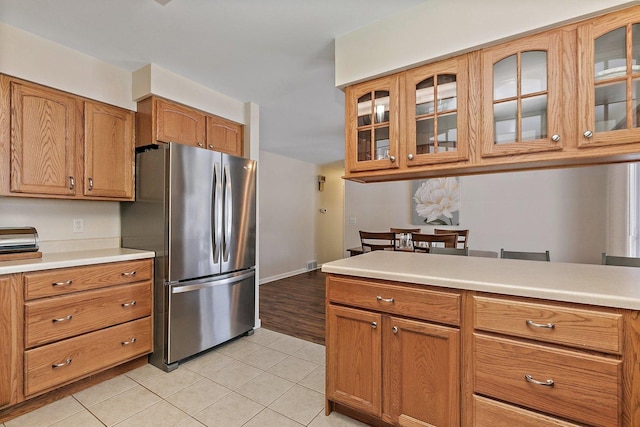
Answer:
[578,8,640,147]
[346,75,400,172]
[481,30,563,158]
[404,56,469,166]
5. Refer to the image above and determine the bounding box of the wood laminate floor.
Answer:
[259,269,326,345]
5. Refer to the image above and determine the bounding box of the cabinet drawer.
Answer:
[473,395,582,427]
[474,334,621,427]
[327,275,460,325]
[25,281,152,348]
[474,296,622,354]
[24,316,151,396]
[24,259,152,300]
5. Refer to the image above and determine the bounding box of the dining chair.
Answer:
[359,231,396,252]
[429,247,469,256]
[390,227,420,250]
[500,249,550,261]
[434,228,469,249]
[411,232,458,253]
[601,253,640,267]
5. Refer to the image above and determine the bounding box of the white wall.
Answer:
[345,165,612,264]
[258,151,317,282]
[335,0,636,86]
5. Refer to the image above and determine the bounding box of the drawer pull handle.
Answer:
[121,337,137,346]
[52,358,72,369]
[121,271,137,277]
[52,315,73,323]
[121,301,137,307]
[376,296,394,303]
[525,374,554,387]
[52,280,73,287]
[371,322,377,329]
[526,320,555,329]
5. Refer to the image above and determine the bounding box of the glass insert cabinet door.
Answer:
[345,75,400,172]
[578,9,640,147]
[481,31,563,158]
[404,56,469,166]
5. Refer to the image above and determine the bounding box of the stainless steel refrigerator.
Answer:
[121,142,256,371]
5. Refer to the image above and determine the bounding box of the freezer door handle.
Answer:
[170,270,254,294]
[212,161,223,264]
[223,163,233,262]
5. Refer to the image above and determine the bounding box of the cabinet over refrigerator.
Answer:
[121,142,257,371]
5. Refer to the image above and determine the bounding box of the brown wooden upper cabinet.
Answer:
[577,7,640,148]
[345,75,400,173]
[84,102,134,199]
[481,30,564,158]
[405,56,470,166]
[155,98,206,148]
[206,115,243,156]
[343,5,640,182]
[0,75,134,201]
[138,96,244,157]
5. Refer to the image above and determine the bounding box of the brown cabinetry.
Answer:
[0,75,135,200]
[0,274,21,409]
[472,294,625,426]
[345,58,472,177]
[480,30,565,158]
[577,7,640,149]
[21,259,153,398]
[84,101,134,199]
[137,95,244,157]
[326,274,461,426]
[343,4,640,183]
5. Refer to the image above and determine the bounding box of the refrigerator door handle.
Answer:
[170,270,254,294]
[213,161,223,264]
[223,163,233,262]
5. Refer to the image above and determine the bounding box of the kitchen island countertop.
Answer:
[0,247,155,275]
[322,250,640,310]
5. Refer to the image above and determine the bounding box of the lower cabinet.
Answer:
[0,274,20,409]
[326,274,640,426]
[326,275,461,427]
[0,259,153,420]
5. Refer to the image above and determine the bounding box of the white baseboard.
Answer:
[259,265,322,285]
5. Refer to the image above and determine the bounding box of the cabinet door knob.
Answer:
[408,154,414,160]
[208,144,214,149]
[551,134,560,143]
[392,326,398,334]
[583,130,593,138]
[197,142,204,147]
[389,155,396,163]
[69,176,75,190]
[371,322,377,329]
[88,177,93,191]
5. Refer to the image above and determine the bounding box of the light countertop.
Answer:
[322,251,640,310]
[0,248,155,275]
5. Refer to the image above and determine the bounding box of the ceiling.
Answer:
[0,0,428,165]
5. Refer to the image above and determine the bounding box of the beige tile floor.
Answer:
[3,329,366,427]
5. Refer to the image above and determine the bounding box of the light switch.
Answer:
[349,216,357,224]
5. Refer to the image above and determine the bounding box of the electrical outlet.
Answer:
[72,218,84,233]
